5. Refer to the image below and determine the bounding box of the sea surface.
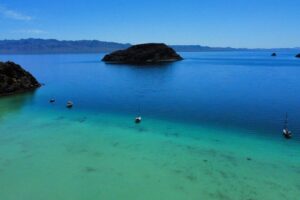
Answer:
[0,52,299,200]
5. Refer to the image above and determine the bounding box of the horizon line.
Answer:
[0,38,299,50]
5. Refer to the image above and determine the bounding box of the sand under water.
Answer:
[0,98,299,200]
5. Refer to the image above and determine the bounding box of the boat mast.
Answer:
[284,113,288,130]
[138,102,141,116]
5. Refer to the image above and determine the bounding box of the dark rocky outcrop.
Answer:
[102,43,183,64]
[271,53,277,57]
[0,61,40,96]
[296,54,300,58]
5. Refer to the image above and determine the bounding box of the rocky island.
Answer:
[0,61,41,96]
[102,43,183,64]
[296,53,300,58]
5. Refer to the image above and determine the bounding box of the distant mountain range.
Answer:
[0,39,299,54]
[0,39,131,54]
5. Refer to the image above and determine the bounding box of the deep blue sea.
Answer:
[2,51,300,138]
[0,51,299,200]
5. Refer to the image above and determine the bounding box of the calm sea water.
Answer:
[0,52,299,200]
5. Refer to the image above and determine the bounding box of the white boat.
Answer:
[135,116,142,123]
[66,101,73,108]
[283,113,292,139]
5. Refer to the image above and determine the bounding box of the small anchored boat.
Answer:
[282,113,292,139]
[135,116,142,124]
[66,101,73,108]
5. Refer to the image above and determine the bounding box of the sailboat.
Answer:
[135,101,142,123]
[135,116,142,123]
[283,113,292,139]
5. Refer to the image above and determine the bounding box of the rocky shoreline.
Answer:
[0,61,41,96]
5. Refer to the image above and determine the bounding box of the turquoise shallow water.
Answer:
[0,52,300,199]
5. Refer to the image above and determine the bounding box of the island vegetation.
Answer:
[102,43,183,64]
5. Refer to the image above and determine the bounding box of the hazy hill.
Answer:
[0,39,239,54]
[0,39,298,54]
[0,39,131,54]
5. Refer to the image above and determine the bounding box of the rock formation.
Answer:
[102,43,183,64]
[0,61,40,96]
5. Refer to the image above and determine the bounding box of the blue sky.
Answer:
[0,0,299,48]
